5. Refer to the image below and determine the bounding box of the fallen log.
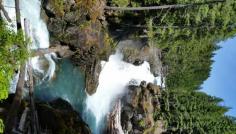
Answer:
[105,0,224,11]
[106,100,124,134]
[32,45,74,57]
[25,18,41,134]
[28,58,41,134]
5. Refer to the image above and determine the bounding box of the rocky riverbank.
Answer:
[39,0,167,133]
[121,81,165,134]
[37,98,91,134]
[41,0,112,95]
[0,94,91,134]
[106,82,166,134]
[40,0,167,94]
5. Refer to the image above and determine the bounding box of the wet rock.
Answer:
[37,98,91,134]
[40,9,49,23]
[140,81,147,89]
[126,121,133,132]
[133,59,144,66]
[118,39,164,78]
[122,108,133,120]
[72,46,101,95]
[147,83,161,96]
[0,95,91,134]
[48,18,65,36]
[133,129,142,134]
[126,86,141,108]
[42,0,110,95]
[64,12,79,23]
[121,82,163,133]
[42,0,56,17]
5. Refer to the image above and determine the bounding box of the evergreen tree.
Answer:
[160,90,236,134]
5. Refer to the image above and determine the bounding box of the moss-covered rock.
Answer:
[42,0,112,95]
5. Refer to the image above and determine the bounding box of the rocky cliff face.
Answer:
[118,40,165,77]
[106,81,166,134]
[41,0,111,95]
[120,82,165,134]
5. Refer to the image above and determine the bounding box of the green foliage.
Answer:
[160,90,236,133]
[151,1,236,131]
[111,0,129,7]
[139,119,146,128]
[143,0,236,90]
[0,119,3,134]
[50,0,64,16]
[0,21,28,100]
[109,0,236,90]
[154,0,236,90]
[108,0,236,132]
[76,0,99,22]
[161,37,218,91]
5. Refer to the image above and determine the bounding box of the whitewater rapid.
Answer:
[2,1,162,133]
[85,52,163,132]
[2,0,56,85]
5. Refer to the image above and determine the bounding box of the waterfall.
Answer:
[3,0,56,84]
[85,52,162,133]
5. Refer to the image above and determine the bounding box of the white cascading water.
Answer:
[86,51,163,132]
[2,1,164,133]
[3,0,56,87]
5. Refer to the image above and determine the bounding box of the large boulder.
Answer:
[117,39,164,77]
[36,98,91,134]
[121,82,163,134]
[0,95,91,134]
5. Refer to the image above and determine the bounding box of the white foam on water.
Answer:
[3,0,56,84]
[85,52,162,131]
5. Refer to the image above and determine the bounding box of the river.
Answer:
[35,53,161,133]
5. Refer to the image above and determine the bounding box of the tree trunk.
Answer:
[4,0,24,133]
[0,0,12,22]
[106,100,124,134]
[15,0,21,29]
[105,4,187,11]
[18,108,29,132]
[105,0,225,11]
[4,64,26,133]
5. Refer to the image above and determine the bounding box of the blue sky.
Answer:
[202,36,236,117]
